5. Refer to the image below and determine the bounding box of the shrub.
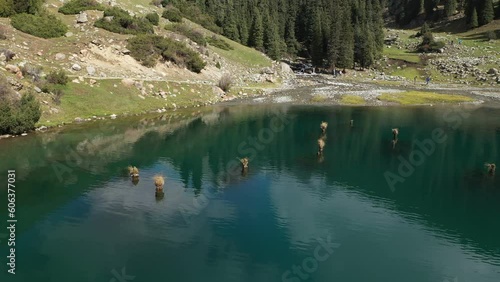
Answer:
[207,35,233,50]
[218,74,232,92]
[418,32,445,53]
[166,24,206,46]
[486,31,497,40]
[11,13,68,38]
[0,75,13,100]
[127,34,206,72]
[94,7,154,34]
[162,8,182,22]
[46,69,69,85]
[145,12,160,26]
[58,0,104,15]
[21,64,43,82]
[0,49,15,61]
[0,92,41,135]
[0,0,15,17]
[416,22,430,37]
[150,0,162,6]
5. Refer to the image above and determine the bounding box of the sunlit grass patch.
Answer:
[340,95,365,105]
[378,91,474,105]
[310,95,328,103]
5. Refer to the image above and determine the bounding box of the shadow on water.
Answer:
[1,104,500,280]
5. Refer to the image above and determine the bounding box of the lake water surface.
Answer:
[0,105,499,282]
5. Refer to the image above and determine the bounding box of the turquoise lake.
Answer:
[0,105,499,282]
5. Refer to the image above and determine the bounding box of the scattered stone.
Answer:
[110,114,117,119]
[487,68,498,75]
[21,133,28,136]
[55,53,66,60]
[261,67,275,74]
[86,66,96,76]
[121,48,130,55]
[74,117,83,122]
[5,64,20,74]
[121,78,134,87]
[72,64,82,71]
[72,79,80,83]
[36,126,47,131]
[65,32,74,37]
[76,12,88,23]
[89,79,97,85]
[34,86,42,93]
[138,94,145,99]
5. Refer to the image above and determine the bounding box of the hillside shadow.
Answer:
[431,17,468,34]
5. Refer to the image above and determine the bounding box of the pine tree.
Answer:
[238,18,249,46]
[284,16,299,55]
[0,0,14,17]
[496,1,500,19]
[444,0,457,17]
[263,13,281,60]
[223,10,240,42]
[469,6,479,28]
[310,9,324,67]
[249,7,264,49]
[337,5,354,68]
[13,0,42,14]
[479,0,494,25]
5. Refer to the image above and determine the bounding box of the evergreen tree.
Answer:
[223,10,240,42]
[249,7,264,49]
[444,0,457,17]
[479,0,494,25]
[238,18,249,45]
[14,0,43,14]
[469,6,479,28]
[310,9,324,67]
[337,6,354,68]
[284,16,299,55]
[263,13,281,59]
[496,1,500,19]
[0,0,14,17]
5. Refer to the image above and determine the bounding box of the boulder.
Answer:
[261,67,275,74]
[5,64,20,74]
[86,66,96,76]
[55,53,66,60]
[121,78,134,87]
[487,68,498,75]
[72,64,82,71]
[76,12,88,23]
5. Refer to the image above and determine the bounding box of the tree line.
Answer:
[167,0,385,69]
[388,0,500,27]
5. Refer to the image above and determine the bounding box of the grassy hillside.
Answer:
[380,19,500,85]
[0,0,281,127]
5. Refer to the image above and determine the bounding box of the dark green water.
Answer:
[0,105,499,282]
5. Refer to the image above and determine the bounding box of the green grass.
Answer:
[384,46,421,63]
[378,91,475,105]
[340,95,365,105]
[310,95,328,103]
[390,66,423,80]
[39,79,215,125]
[208,40,271,68]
